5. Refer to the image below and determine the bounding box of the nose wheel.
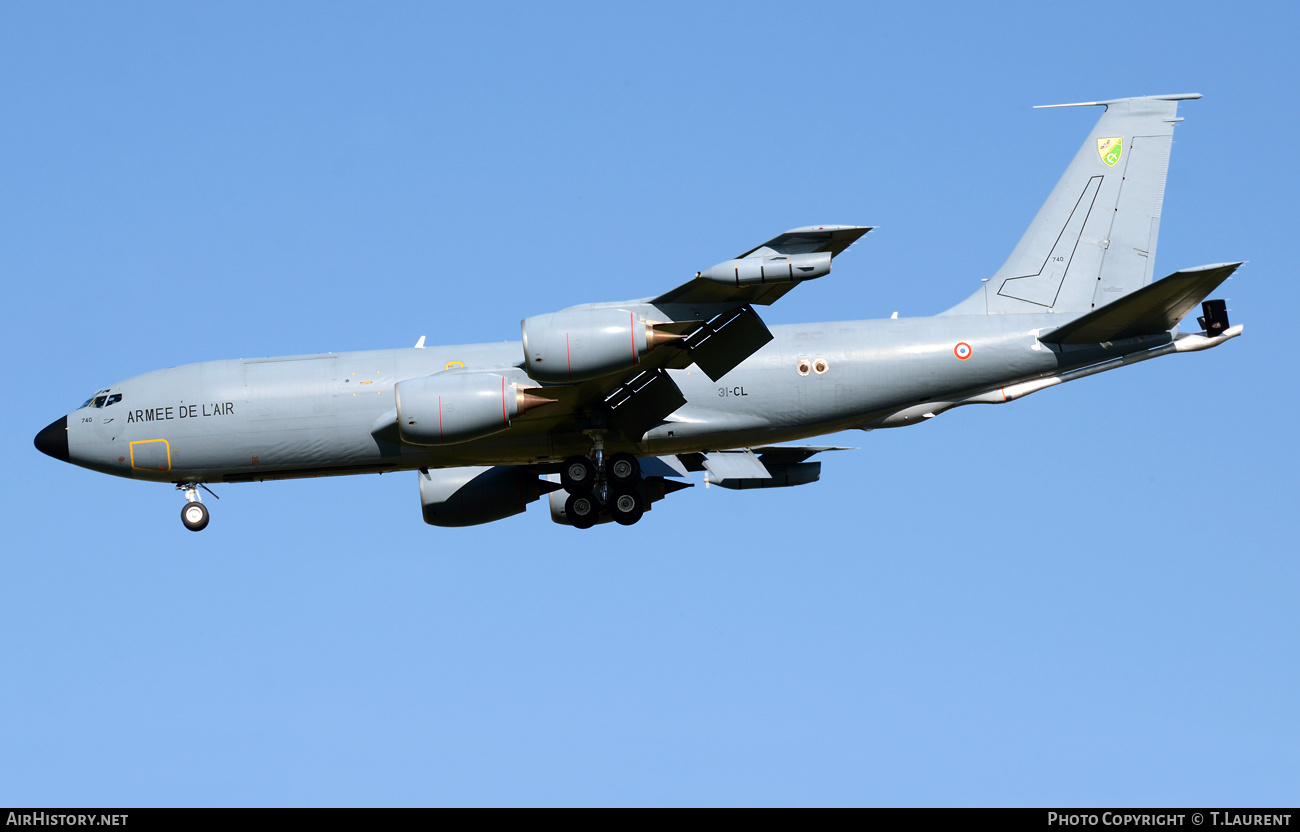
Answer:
[181,501,210,532]
[176,482,217,532]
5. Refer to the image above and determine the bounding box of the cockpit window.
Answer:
[80,389,107,409]
[79,389,121,409]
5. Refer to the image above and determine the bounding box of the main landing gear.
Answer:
[561,433,644,529]
[177,482,218,532]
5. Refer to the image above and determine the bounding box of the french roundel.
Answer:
[954,342,972,360]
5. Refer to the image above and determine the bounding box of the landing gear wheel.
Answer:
[609,490,644,526]
[561,455,596,494]
[565,493,599,529]
[606,452,641,487]
[181,501,210,532]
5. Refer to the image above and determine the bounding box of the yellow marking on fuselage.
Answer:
[129,438,171,472]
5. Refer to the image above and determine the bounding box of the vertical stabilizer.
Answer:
[943,94,1199,317]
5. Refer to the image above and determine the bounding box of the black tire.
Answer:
[181,501,210,532]
[606,452,641,487]
[609,490,644,526]
[560,455,596,494]
[565,493,599,529]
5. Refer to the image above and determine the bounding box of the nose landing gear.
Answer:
[181,500,209,532]
[177,482,217,532]
[559,434,645,527]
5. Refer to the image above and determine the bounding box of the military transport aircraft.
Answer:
[35,94,1243,531]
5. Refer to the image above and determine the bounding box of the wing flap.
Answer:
[701,450,770,480]
[604,368,688,438]
[1040,262,1241,345]
[683,305,774,381]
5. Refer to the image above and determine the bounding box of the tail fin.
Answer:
[943,94,1200,317]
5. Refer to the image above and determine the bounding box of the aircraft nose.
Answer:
[34,416,69,462]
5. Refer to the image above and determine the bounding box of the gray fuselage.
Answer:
[55,312,1163,485]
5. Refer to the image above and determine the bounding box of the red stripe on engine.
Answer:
[502,376,508,424]
[630,312,637,364]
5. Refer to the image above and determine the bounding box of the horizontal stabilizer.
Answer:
[1039,262,1241,345]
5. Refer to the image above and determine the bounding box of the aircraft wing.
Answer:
[651,225,872,307]
[1039,262,1241,345]
[513,227,871,443]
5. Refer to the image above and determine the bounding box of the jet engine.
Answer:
[696,251,831,286]
[395,371,551,446]
[419,466,558,527]
[521,308,679,383]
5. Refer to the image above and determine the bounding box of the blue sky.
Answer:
[3,1,1297,806]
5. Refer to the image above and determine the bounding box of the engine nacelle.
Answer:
[522,308,677,383]
[395,371,550,446]
[697,251,831,286]
[419,466,555,527]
